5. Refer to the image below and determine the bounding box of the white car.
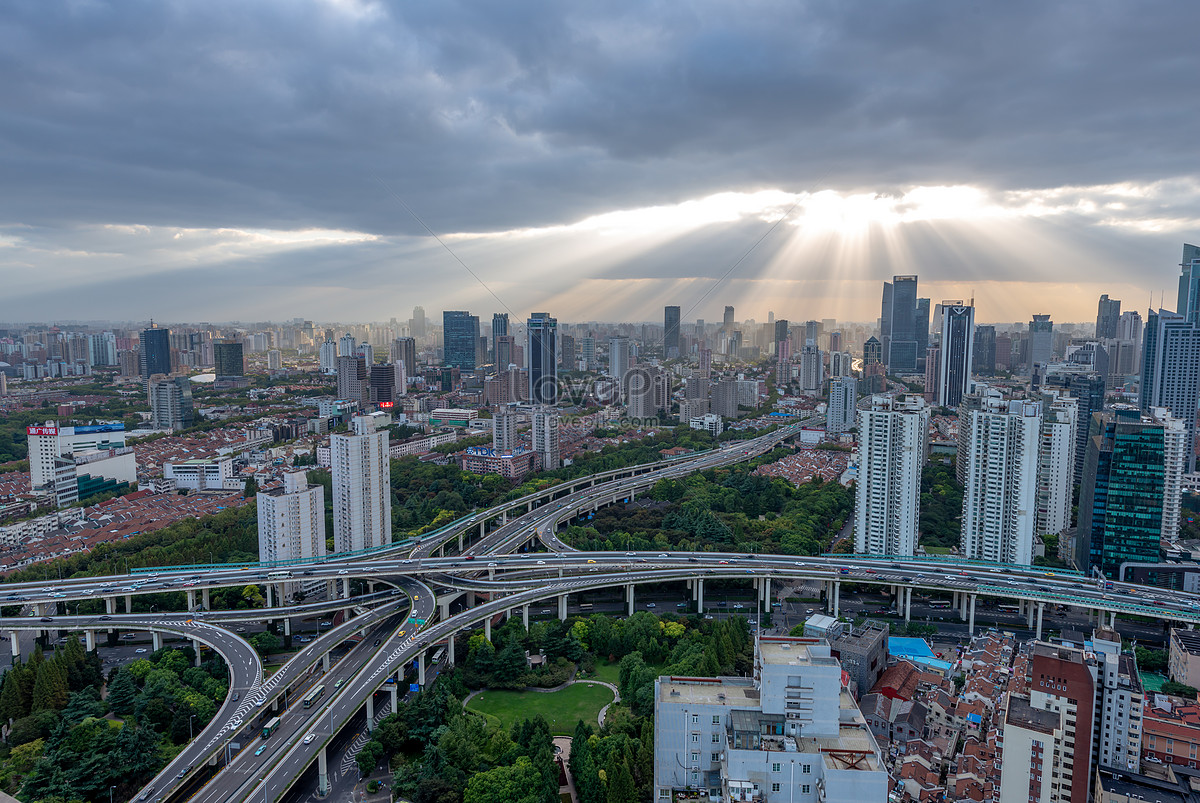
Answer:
[337,570,349,575]
[303,733,316,745]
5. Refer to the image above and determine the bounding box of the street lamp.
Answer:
[189,714,196,740]
[110,785,115,803]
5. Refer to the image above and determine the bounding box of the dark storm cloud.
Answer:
[2,0,1198,237]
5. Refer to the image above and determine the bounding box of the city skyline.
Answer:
[2,3,1199,322]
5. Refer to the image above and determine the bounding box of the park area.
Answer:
[466,683,615,735]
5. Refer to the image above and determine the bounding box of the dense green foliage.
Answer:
[362,612,750,803]
[1137,647,1169,673]
[562,464,852,555]
[920,460,963,550]
[0,640,228,802]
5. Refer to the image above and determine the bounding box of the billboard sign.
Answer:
[73,424,126,434]
[27,426,58,436]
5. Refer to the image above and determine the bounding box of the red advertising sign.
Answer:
[27,426,58,436]
[379,401,394,409]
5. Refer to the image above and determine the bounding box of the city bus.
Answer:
[928,600,950,609]
[267,571,293,580]
[302,684,326,709]
[578,603,594,611]
[431,647,446,665]
[997,603,1020,614]
[261,716,282,738]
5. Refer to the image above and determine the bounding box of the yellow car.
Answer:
[587,559,596,564]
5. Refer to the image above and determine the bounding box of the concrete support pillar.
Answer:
[202,588,211,611]
[192,639,201,666]
[484,616,491,642]
[527,502,533,513]
[558,594,568,621]
[467,590,477,608]
[418,652,426,686]
[124,594,133,614]
[318,746,329,797]
[283,618,291,636]
[340,578,350,599]
[952,591,960,610]
[1109,611,1117,628]
[321,650,331,672]
[458,532,465,552]
[187,590,197,611]
[447,636,456,667]
[1036,602,1045,640]
[833,582,840,619]
[968,595,976,636]
[367,581,375,594]
[1026,602,1035,629]
[522,605,530,629]
[390,680,398,712]
[501,511,508,525]
[265,584,274,609]
[627,584,635,616]
[9,632,18,660]
[438,599,452,621]
[904,587,912,624]
[365,693,374,730]
[326,580,334,599]
[105,596,116,633]
[153,632,163,651]
[696,578,704,612]
[763,577,772,605]
[85,630,96,652]
[479,521,485,538]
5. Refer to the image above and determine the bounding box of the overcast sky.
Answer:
[2,0,1198,325]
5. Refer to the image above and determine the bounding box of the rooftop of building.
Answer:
[658,676,758,707]
[758,637,841,668]
[1005,695,1059,736]
[1096,767,1200,803]
[1174,627,1200,656]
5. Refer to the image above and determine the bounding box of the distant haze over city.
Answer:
[2,2,1198,323]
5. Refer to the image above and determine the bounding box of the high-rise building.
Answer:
[773,319,790,355]
[664,305,681,358]
[697,347,712,379]
[1028,314,1054,373]
[799,341,823,393]
[369,364,395,406]
[937,302,974,408]
[494,335,515,370]
[318,340,338,374]
[266,349,282,370]
[712,376,739,419]
[527,312,558,405]
[1000,643,1096,803]
[914,297,930,365]
[1077,407,1185,578]
[88,332,117,367]
[531,407,559,470]
[580,336,596,371]
[443,311,479,370]
[148,373,194,430]
[390,337,417,376]
[491,313,508,365]
[960,397,1042,565]
[882,275,919,373]
[1176,243,1200,325]
[1141,308,1200,472]
[558,333,575,369]
[854,395,928,556]
[213,340,244,379]
[653,637,888,802]
[972,324,995,374]
[1096,294,1122,339]
[608,336,630,388]
[338,333,357,358]
[723,305,735,332]
[258,471,326,564]
[863,336,882,366]
[139,326,171,379]
[1036,391,1078,539]
[411,305,426,338]
[626,365,663,419]
[336,355,368,404]
[331,413,391,553]
[826,375,857,435]
[492,405,518,452]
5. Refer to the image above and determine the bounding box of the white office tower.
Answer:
[356,342,374,366]
[393,360,408,396]
[580,336,596,371]
[960,397,1042,565]
[258,470,326,564]
[609,336,630,386]
[626,365,663,420]
[1151,406,1187,540]
[338,333,357,357]
[493,405,518,452]
[88,332,117,366]
[654,637,887,803]
[829,350,854,379]
[1035,392,1078,538]
[826,375,857,435]
[1141,309,1200,471]
[1091,628,1144,772]
[332,413,392,553]
[319,340,338,374]
[267,349,282,370]
[854,395,929,556]
[531,407,559,470]
[800,341,823,393]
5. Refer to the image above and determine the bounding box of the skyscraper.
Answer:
[579,336,596,371]
[148,373,194,430]
[493,405,518,452]
[773,319,790,355]
[258,471,326,564]
[559,333,575,369]
[1035,391,1078,539]
[531,407,559,470]
[443,311,479,370]
[863,336,882,365]
[854,395,929,556]
[914,297,930,365]
[335,355,368,404]
[663,305,681,358]
[1077,407,1185,578]
[960,397,1042,565]
[338,333,357,357]
[1096,294,1122,339]
[139,325,171,379]
[1028,314,1054,373]
[972,325,996,374]
[332,413,391,553]
[494,335,515,370]
[609,336,630,385]
[369,363,395,406]
[723,305,735,331]
[882,275,919,373]
[826,376,857,435]
[319,340,338,374]
[491,313,508,365]
[1142,308,1200,471]
[527,312,558,405]
[411,305,427,338]
[390,337,416,376]
[1176,243,1200,325]
[937,302,975,408]
[799,341,823,393]
[213,340,244,379]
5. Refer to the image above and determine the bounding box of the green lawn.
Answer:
[466,683,615,735]
[585,658,665,686]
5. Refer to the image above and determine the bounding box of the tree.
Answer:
[462,756,544,803]
[1162,681,1198,700]
[1136,647,1168,673]
[250,631,281,657]
[243,477,259,497]
[357,739,384,776]
[605,752,636,803]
